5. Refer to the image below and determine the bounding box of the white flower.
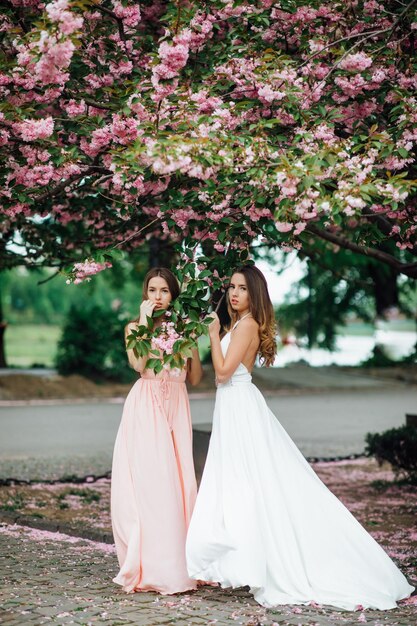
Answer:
[346,195,366,209]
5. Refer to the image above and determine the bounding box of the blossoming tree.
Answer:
[1,0,416,364]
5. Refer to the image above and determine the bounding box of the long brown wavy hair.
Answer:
[227,265,277,367]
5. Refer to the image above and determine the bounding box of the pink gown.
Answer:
[111,366,197,594]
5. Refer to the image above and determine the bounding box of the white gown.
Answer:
[186,322,414,611]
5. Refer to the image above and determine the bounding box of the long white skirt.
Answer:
[186,381,414,610]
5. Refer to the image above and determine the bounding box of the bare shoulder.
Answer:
[124,321,137,336]
[235,317,259,336]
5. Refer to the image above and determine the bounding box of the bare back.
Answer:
[228,316,260,374]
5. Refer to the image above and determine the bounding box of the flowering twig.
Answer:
[113,217,160,248]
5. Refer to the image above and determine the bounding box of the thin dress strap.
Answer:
[231,312,252,331]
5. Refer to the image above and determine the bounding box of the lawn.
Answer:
[3,321,414,369]
[4,324,61,368]
[3,323,211,369]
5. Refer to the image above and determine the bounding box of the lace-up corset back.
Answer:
[218,315,253,386]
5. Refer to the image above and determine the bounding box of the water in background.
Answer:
[274,330,416,367]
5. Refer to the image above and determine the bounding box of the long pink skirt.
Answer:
[111,368,197,594]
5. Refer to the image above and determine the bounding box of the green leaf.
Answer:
[188,309,199,322]
[145,358,161,370]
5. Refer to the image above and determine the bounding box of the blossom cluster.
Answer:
[0,0,416,285]
[66,260,113,285]
[151,321,182,355]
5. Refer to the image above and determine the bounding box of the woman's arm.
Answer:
[186,345,203,386]
[209,314,258,384]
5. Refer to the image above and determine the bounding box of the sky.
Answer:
[256,253,306,305]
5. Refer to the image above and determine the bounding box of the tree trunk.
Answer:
[307,261,315,349]
[148,236,177,268]
[368,263,399,317]
[0,280,7,368]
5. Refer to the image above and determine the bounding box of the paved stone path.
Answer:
[1,524,415,626]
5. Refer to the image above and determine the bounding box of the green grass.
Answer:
[4,324,61,368]
[3,320,414,369]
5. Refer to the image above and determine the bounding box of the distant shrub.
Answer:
[361,345,398,368]
[56,303,135,383]
[401,342,417,365]
[365,425,417,483]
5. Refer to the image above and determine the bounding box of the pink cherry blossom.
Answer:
[294,222,307,236]
[258,85,285,104]
[275,221,293,233]
[112,1,141,28]
[69,260,113,284]
[13,117,54,141]
[151,321,182,355]
[340,52,373,72]
[158,42,189,72]
[63,99,86,117]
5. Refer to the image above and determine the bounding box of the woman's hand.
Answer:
[207,312,221,337]
[139,299,155,323]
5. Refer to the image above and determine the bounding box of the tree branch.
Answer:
[37,270,61,285]
[361,208,417,258]
[305,224,417,278]
[90,2,126,42]
[84,99,118,111]
[34,166,111,203]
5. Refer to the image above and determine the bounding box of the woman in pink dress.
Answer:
[111,267,202,594]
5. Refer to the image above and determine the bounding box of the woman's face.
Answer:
[145,276,172,310]
[228,272,250,315]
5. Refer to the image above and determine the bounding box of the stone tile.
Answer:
[1,525,416,626]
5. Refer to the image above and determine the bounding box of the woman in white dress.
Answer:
[186,264,414,611]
